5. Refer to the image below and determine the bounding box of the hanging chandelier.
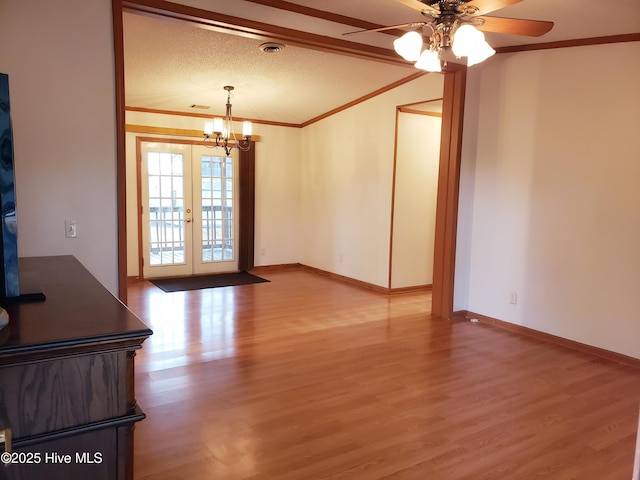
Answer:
[393,18,495,73]
[203,86,252,155]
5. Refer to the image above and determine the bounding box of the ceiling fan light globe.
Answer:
[467,39,496,66]
[393,31,423,61]
[452,24,484,57]
[415,49,441,72]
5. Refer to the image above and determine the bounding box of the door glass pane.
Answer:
[201,155,234,262]
[148,153,185,266]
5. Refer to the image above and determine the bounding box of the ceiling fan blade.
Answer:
[462,0,523,16]
[343,22,426,35]
[396,0,439,15]
[476,16,554,36]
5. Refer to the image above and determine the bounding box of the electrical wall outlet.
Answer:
[260,248,267,256]
[509,291,518,305]
[65,220,77,238]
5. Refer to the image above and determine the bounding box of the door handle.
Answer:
[185,218,192,223]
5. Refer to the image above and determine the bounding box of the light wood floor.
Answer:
[127,269,640,479]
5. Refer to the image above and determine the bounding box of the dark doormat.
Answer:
[150,271,269,293]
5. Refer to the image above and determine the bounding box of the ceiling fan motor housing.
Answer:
[422,0,479,17]
[425,0,472,11]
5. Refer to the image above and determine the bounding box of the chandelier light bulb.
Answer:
[242,120,252,137]
[393,31,423,62]
[213,117,224,134]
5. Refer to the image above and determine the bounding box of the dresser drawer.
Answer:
[0,351,125,439]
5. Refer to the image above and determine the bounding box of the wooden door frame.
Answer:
[112,0,465,319]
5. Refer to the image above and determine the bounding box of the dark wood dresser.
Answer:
[0,256,152,480]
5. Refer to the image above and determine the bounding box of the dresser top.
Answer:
[0,256,152,360]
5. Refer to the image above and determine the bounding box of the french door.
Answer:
[140,142,239,278]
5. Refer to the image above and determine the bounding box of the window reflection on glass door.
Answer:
[200,155,234,262]
[147,150,187,266]
[192,145,238,275]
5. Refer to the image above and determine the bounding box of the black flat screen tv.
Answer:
[0,72,20,299]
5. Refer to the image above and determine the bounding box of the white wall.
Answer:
[125,111,301,276]
[253,124,301,267]
[0,0,118,293]
[456,42,640,358]
[391,112,441,288]
[300,74,444,287]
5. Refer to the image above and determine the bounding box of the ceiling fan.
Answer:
[344,0,553,71]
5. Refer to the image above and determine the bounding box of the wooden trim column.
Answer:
[431,67,466,319]
[238,143,256,271]
[112,0,128,302]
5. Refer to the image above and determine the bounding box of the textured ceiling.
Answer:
[123,0,640,125]
[123,12,416,125]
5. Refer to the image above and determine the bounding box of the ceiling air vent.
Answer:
[259,42,285,53]
[189,104,210,110]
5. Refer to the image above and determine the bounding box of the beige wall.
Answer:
[0,0,118,293]
[456,42,640,358]
[300,74,444,287]
[126,75,444,287]
[252,124,302,268]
